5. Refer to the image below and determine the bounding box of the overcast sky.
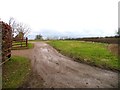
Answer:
[0,0,119,39]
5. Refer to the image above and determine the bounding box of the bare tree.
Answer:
[15,22,30,37]
[9,17,16,34]
[9,17,14,26]
[9,17,30,38]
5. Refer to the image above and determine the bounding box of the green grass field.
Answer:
[48,40,119,71]
[2,56,31,88]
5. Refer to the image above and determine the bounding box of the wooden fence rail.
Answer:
[12,37,28,49]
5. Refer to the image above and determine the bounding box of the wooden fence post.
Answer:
[26,37,28,47]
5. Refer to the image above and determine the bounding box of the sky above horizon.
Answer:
[0,0,119,39]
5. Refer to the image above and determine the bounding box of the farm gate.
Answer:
[12,37,28,49]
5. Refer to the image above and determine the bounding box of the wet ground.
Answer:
[12,42,118,88]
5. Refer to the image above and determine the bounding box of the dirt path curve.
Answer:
[12,42,118,88]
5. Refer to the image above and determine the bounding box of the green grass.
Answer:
[28,43,34,49]
[12,43,34,50]
[48,40,119,71]
[12,42,26,46]
[2,56,31,88]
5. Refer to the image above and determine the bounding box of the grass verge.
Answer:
[47,40,119,71]
[2,56,31,88]
[28,43,34,49]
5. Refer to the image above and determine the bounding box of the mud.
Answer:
[12,42,118,88]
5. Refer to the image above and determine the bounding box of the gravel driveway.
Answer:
[12,42,118,88]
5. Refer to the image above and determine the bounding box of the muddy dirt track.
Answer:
[12,42,118,88]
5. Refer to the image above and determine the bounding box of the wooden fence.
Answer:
[12,37,28,49]
[0,21,12,64]
[0,21,29,65]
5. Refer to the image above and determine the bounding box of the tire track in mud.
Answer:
[12,42,118,88]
